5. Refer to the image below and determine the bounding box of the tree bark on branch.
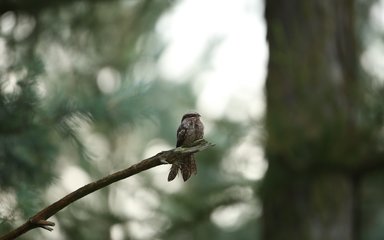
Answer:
[0,139,214,240]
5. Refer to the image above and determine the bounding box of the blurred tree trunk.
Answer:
[262,1,360,240]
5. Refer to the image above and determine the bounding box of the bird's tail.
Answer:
[167,163,179,182]
[181,154,197,181]
[167,154,197,182]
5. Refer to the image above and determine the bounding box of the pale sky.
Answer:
[361,0,384,81]
[157,0,268,122]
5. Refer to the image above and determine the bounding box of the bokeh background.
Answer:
[1,0,384,239]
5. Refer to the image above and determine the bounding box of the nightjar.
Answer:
[168,113,204,182]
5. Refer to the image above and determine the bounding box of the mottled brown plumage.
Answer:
[168,113,204,182]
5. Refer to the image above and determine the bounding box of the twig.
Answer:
[0,139,214,240]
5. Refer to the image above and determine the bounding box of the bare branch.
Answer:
[0,139,214,240]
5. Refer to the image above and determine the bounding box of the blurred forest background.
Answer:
[1,0,384,240]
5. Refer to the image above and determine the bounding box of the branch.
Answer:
[0,139,214,240]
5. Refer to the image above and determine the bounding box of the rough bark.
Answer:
[262,0,358,239]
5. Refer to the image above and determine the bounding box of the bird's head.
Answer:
[181,112,201,121]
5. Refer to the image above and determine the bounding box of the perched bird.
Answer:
[168,112,204,182]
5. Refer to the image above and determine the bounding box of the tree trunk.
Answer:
[262,0,359,239]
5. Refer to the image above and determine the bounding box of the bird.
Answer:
[168,112,204,182]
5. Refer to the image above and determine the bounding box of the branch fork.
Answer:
[29,219,55,231]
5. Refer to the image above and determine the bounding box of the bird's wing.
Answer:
[176,124,187,147]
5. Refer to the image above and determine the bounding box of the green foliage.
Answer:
[0,54,55,210]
